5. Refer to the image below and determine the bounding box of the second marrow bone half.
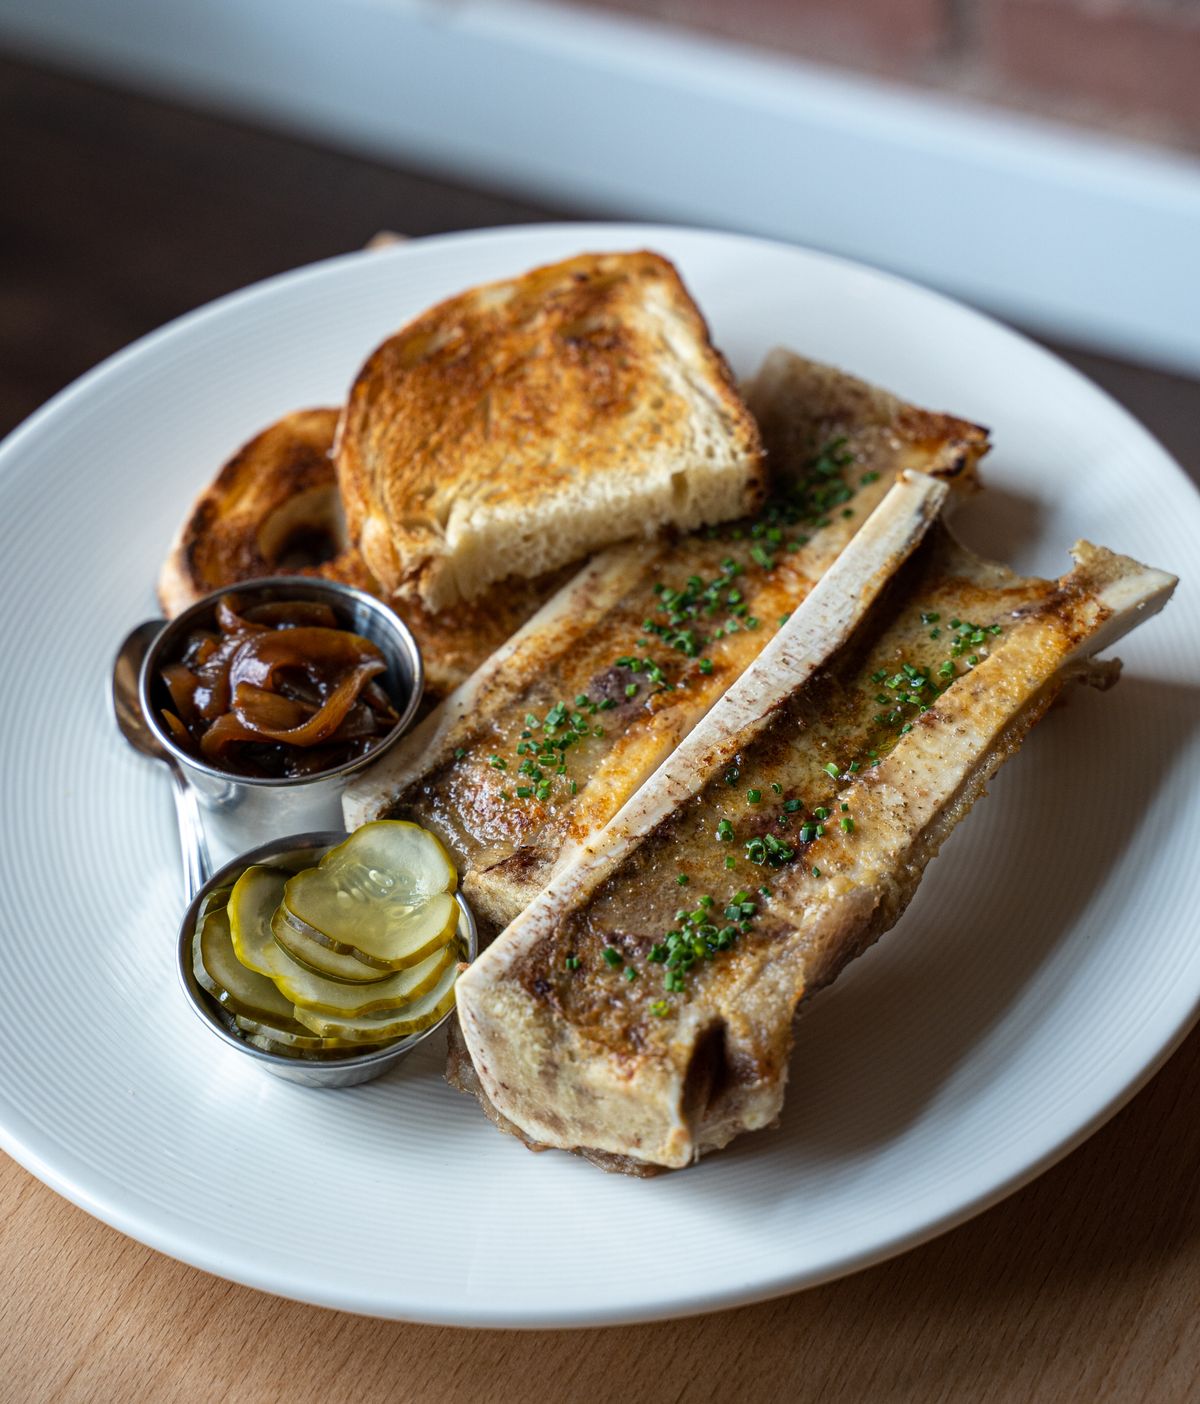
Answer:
[455,494,1177,1172]
[454,472,948,1165]
[344,350,987,926]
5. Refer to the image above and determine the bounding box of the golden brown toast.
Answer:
[334,250,766,611]
[156,409,565,699]
[157,408,370,612]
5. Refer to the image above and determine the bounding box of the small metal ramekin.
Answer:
[139,576,423,869]
[177,830,477,1088]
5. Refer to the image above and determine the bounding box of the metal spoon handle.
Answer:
[168,762,212,902]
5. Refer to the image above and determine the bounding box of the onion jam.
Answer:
[158,595,400,778]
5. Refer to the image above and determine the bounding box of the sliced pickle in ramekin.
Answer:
[283,889,459,973]
[232,1012,353,1051]
[291,957,460,1042]
[282,821,458,969]
[319,820,457,893]
[193,906,296,1025]
[270,904,384,983]
[240,1030,392,1060]
[196,885,232,927]
[229,863,456,1016]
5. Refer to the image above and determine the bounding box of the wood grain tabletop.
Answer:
[3,55,1198,1404]
[5,1021,1198,1403]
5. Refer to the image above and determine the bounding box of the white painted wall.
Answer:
[3,0,1199,373]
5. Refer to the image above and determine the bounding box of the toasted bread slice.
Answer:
[344,350,987,927]
[334,250,766,611]
[156,410,565,698]
[157,409,359,616]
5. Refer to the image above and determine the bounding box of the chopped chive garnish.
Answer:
[747,789,762,804]
[840,816,855,833]
[565,956,580,971]
[602,947,623,968]
[823,762,840,778]
[649,1000,669,1017]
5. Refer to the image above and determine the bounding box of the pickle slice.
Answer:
[193,906,296,1025]
[283,821,458,969]
[196,885,232,926]
[240,1031,391,1060]
[233,1012,353,1051]
[229,863,456,1015]
[292,957,461,1042]
[282,888,459,973]
[320,820,457,893]
[270,905,383,984]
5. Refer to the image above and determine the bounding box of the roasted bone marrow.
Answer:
[453,481,1176,1173]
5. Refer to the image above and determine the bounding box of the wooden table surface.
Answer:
[3,56,1199,1403]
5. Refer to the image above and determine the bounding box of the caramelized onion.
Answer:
[158,593,401,778]
[230,661,384,746]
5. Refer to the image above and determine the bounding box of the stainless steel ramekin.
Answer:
[139,576,423,869]
[177,830,477,1088]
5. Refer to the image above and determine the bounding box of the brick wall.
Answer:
[566,0,1200,151]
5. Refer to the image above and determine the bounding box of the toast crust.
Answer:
[334,250,766,610]
[156,408,564,698]
[157,408,363,617]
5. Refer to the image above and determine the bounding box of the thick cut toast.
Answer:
[157,408,369,616]
[156,410,566,699]
[344,351,988,926]
[454,481,1177,1174]
[334,250,766,611]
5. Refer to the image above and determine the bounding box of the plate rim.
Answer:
[1,219,1197,1327]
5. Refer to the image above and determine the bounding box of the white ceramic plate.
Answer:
[1,225,1197,1327]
